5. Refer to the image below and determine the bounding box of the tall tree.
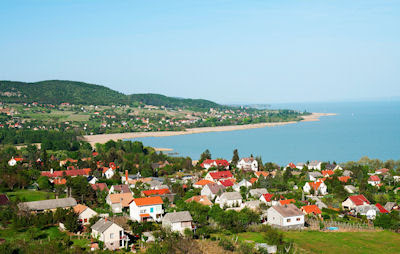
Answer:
[231,149,239,166]
[200,149,211,161]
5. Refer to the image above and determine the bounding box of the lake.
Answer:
[130,100,400,165]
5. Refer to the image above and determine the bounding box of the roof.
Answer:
[338,176,351,183]
[272,204,303,217]
[185,195,213,206]
[163,211,193,223]
[91,183,109,192]
[375,203,389,213]
[249,178,258,184]
[91,218,119,233]
[308,171,323,177]
[308,160,321,167]
[108,193,134,207]
[262,193,274,202]
[279,199,295,205]
[250,188,268,195]
[255,171,269,178]
[209,171,233,180]
[219,179,234,187]
[73,204,88,214]
[321,170,334,176]
[219,192,242,201]
[0,194,9,205]
[112,185,131,193]
[41,168,91,178]
[53,178,67,185]
[348,195,370,206]
[142,188,170,196]
[201,159,229,168]
[194,179,214,186]
[140,213,151,218]
[133,196,163,206]
[205,183,225,194]
[368,175,380,181]
[376,168,389,174]
[301,205,322,215]
[18,197,77,211]
[241,157,255,163]
[307,181,323,190]
[287,162,296,169]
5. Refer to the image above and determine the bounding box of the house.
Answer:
[91,218,127,250]
[249,177,258,184]
[321,170,334,177]
[237,157,258,172]
[109,185,131,194]
[219,179,235,188]
[338,176,351,183]
[354,205,379,220]
[368,175,381,186]
[193,179,214,188]
[200,159,229,169]
[73,204,98,225]
[285,162,297,171]
[266,204,304,229]
[301,205,322,216]
[141,188,170,197]
[342,195,370,210]
[41,168,91,178]
[254,171,269,178]
[344,185,357,194]
[233,179,252,192]
[59,158,78,167]
[260,193,275,206]
[342,170,353,177]
[307,171,323,181]
[296,162,305,170]
[87,176,98,185]
[201,183,225,200]
[0,194,10,206]
[103,167,115,179]
[325,163,343,171]
[279,199,295,206]
[308,161,322,170]
[162,211,193,234]
[129,196,164,222]
[106,193,134,213]
[18,198,77,213]
[375,168,389,175]
[91,183,109,192]
[215,192,243,208]
[185,195,213,206]
[8,157,23,166]
[249,188,268,198]
[204,171,234,183]
[303,181,328,195]
[384,202,398,212]
[375,203,389,214]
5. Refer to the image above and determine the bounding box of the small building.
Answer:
[18,197,77,213]
[215,192,243,208]
[129,196,164,222]
[342,195,370,210]
[237,157,258,172]
[200,159,229,170]
[109,184,131,194]
[185,195,213,206]
[8,157,23,166]
[204,171,234,183]
[368,175,381,186]
[307,171,323,181]
[73,204,98,224]
[193,179,214,189]
[260,193,275,206]
[303,181,328,195]
[266,204,304,229]
[375,168,389,175]
[325,163,343,171]
[301,205,322,216]
[233,179,252,192]
[91,218,127,250]
[308,161,322,170]
[106,193,134,213]
[91,183,109,192]
[354,205,379,220]
[249,188,268,198]
[201,183,225,200]
[162,211,193,234]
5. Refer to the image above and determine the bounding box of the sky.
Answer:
[0,0,399,104]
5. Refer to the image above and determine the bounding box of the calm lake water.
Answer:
[130,101,400,165]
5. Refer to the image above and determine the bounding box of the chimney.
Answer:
[105,217,107,222]
[50,168,54,174]
[125,170,128,183]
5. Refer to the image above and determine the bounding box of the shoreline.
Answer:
[82,113,336,146]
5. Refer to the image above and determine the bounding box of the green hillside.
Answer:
[0,80,223,109]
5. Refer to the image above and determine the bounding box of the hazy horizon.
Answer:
[1,0,399,104]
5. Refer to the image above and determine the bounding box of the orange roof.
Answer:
[185,195,213,206]
[255,171,269,178]
[301,204,322,215]
[321,170,334,176]
[142,188,170,196]
[133,196,163,206]
[338,176,351,183]
[249,177,258,184]
[279,199,295,205]
[108,193,134,207]
[308,181,323,190]
[73,204,88,214]
[140,213,151,217]
[194,179,214,186]
[54,178,67,185]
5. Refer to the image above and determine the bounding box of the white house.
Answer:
[303,181,328,195]
[393,176,400,182]
[237,157,258,172]
[215,192,243,208]
[91,218,127,250]
[344,185,357,194]
[162,211,193,234]
[129,196,164,222]
[103,167,115,179]
[260,193,276,206]
[308,161,322,170]
[266,204,304,229]
[368,175,381,186]
[342,195,370,210]
[8,157,23,166]
[307,171,323,181]
[73,204,98,225]
[201,183,225,200]
[249,188,268,198]
[233,179,252,192]
[204,171,234,183]
[296,162,305,170]
[354,205,379,220]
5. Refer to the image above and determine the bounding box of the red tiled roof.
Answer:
[142,188,170,196]
[262,193,274,202]
[91,183,109,192]
[41,168,91,178]
[194,179,214,186]
[14,157,23,162]
[249,177,258,184]
[201,159,229,168]
[279,199,295,205]
[54,178,67,185]
[308,181,323,190]
[338,176,351,183]
[321,170,334,176]
[133,196,163,206]
[219,179,234,187]
[185,195,213,206]
[301,204,322,215]
[375,203,389,213]
[349,195,370,206]
[255,171,269,178]
[369,175,380,181]
[288,162,296,169]
[209,171,233,180]
[375,168,389,174]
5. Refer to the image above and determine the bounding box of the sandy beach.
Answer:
[82,113,336,146]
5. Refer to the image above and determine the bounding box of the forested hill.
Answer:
[0,80,223,109]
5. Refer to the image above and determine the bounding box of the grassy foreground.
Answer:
[6,190,57,202]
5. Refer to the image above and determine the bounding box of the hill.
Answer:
[0,80,223,109]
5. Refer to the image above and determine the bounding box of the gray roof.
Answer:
[163,211,193,223]
[244,200,261,208]
[147,180,162,187]
[308,160,321,167]
[384,202,397,211]
[343,170,353,177]
[219,192,242,201]
[18,197,77,211]
[249,188,268,196]
[205,183,225,194]
[91,218,119,233]
[355,205,379,214]
[112,184,131,193]
[308,171,323,177]
[272,204,303,217]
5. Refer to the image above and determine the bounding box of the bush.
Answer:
[218,238,235,252]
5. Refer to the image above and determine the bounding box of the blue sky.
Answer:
[1,0,399,104]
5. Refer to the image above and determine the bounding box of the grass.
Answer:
[0,226,65,241]
[6,189,56,202]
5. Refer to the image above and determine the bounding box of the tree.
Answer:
[200,149,211,161]
[63,209,80,233]
[37,176,51,190]
[231,149,239,166]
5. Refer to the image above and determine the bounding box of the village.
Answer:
[1,141,400,253]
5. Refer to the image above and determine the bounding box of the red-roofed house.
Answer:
[237,157,258,172]
[53,179,67,185]
[301,205,322,215]
[303,180,328,195]
[218,179,234,187]
[260,193,275,206]
[279,199,295,206]
[321,170,334,177]
[368,175,381,186]
[142,188,170,197]
[338,176,351,183]
[254,171,269,178]
[375,168,389,175]
[193,179,214,188]
[200,159,229,169]
[375,203,389,213]
[285,162,297,170]
[249,177,258,184]
[342,194,370,210]
[59,158,78,167]
[205,171,234,182]
[91,183,109,192]
[8,157,23,166]
[41,168,91,178]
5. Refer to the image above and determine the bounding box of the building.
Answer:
[325,163,343,171]
[233,179,252,192]
[201,183,225,200]
[375,168,390,175]
[18,198,77,213]
[91,218,127,250]
[200,159,229,170]
[109,185,131,194]
[266,204,304,229]
[342,195,370,210]
[41,168,91,178]
[162,211,193,234]
[344,185,357,194]
[237,157,258,172]
[8,157,23,166]
[106,193,134,213]
[307,171,323,181]
[368,175,381,186]
[185,195,213,206]
[204,171,234,183]
[73,204,98,225]
[260,193,275,206]
[215,192,243,208]
[193,179,214,188]
[141,188,170,197]
[91,183,109,192]
[308,161,322,170]
[249,188,268,198]
[303,180,328,195]
[129,196,164,222]
[301,205,322,216]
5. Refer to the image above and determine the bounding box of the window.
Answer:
[287,218,291,222]
[110,233,114,239]
[84,218,88,223]
[120,231,123,237]
[140,209,146,213]
[150,207,154,213]
[296,218,301,221]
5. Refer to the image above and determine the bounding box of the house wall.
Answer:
[79,208,97,224]
[267,208,304,228]
[103,224,124,249]
[129,203,163,222]
[342,198,355,209]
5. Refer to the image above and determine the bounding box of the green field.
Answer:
[6,190,57,202]
[0,226,64,241]
[237,230,400,254]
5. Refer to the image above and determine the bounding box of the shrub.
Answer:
[218,238,235,251]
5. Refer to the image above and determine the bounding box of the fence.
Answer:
[307,219,381,231]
